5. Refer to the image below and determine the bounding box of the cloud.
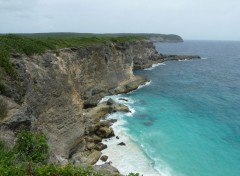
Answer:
[0,0,239,40]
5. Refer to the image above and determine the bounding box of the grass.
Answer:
[0,34,145,94]
[0,34,144,56]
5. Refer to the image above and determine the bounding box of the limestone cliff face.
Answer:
[130,40,163,69]
[0,40,157,162]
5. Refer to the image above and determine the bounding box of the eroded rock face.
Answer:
[0,40,157,162]
[131,40,164,69]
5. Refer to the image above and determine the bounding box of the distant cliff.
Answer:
[146,34,184,42]
[7,32,184,43]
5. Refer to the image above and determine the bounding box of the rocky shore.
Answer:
[0,39,200,175]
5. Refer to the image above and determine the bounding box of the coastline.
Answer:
[0,37,202,175]
[96,110,160,175]
[94,56,206,175]
[95,66,163,175]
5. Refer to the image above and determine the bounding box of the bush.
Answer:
[0,98,7,120]
[0,141,26,176]
[34,164,104,176]
[0,134,140,176]
[14,131,49,163]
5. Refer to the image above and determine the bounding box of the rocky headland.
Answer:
[0,39,200,174]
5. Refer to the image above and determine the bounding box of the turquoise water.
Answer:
[120,41,240,176]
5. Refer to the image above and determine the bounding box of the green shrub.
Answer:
[0,134,139,176]
[34,164,104,176]
[0,98,7,120]
[14,131,49,163]
[0,141,26,176]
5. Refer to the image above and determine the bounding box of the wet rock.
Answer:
[112,103,130,113]
[118,142,126,146]
[109,119,117,123]
[125,77,148,92]
[96,127,114,138]
[95,143,107,151]
[100,155,108,162]
[116,136,119,139]
[165,55,201,61]
[107,98,114,105]
[118,98,128,102]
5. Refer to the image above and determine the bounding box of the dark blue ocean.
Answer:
[100,41,240,176]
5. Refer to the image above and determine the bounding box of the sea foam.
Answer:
[96,94,174,176]
[96,112,161,176]
[144,63,166,70]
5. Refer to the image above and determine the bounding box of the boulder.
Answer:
[118,142,126,146]
[112,104,130,113]
[100,155,108,162]
[96,127,114,138]
[85,150,102,165]
[93,163,120,175]
[95,143,107,151]
[106,98,114,105]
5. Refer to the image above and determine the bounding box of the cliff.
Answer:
[141,34,184,43]
[0,38,200,169]
[0,40,157,164]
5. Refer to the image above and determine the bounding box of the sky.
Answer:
[0,0,239,40]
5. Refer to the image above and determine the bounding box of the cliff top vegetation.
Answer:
[0,34,145,93]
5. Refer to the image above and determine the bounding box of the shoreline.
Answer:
[94,56,205,175]
[96,110,161,175]
[95,74,162,175]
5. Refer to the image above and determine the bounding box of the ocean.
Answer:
[96,41,240,176]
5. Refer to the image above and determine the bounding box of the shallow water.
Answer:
[98,41,240,176]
